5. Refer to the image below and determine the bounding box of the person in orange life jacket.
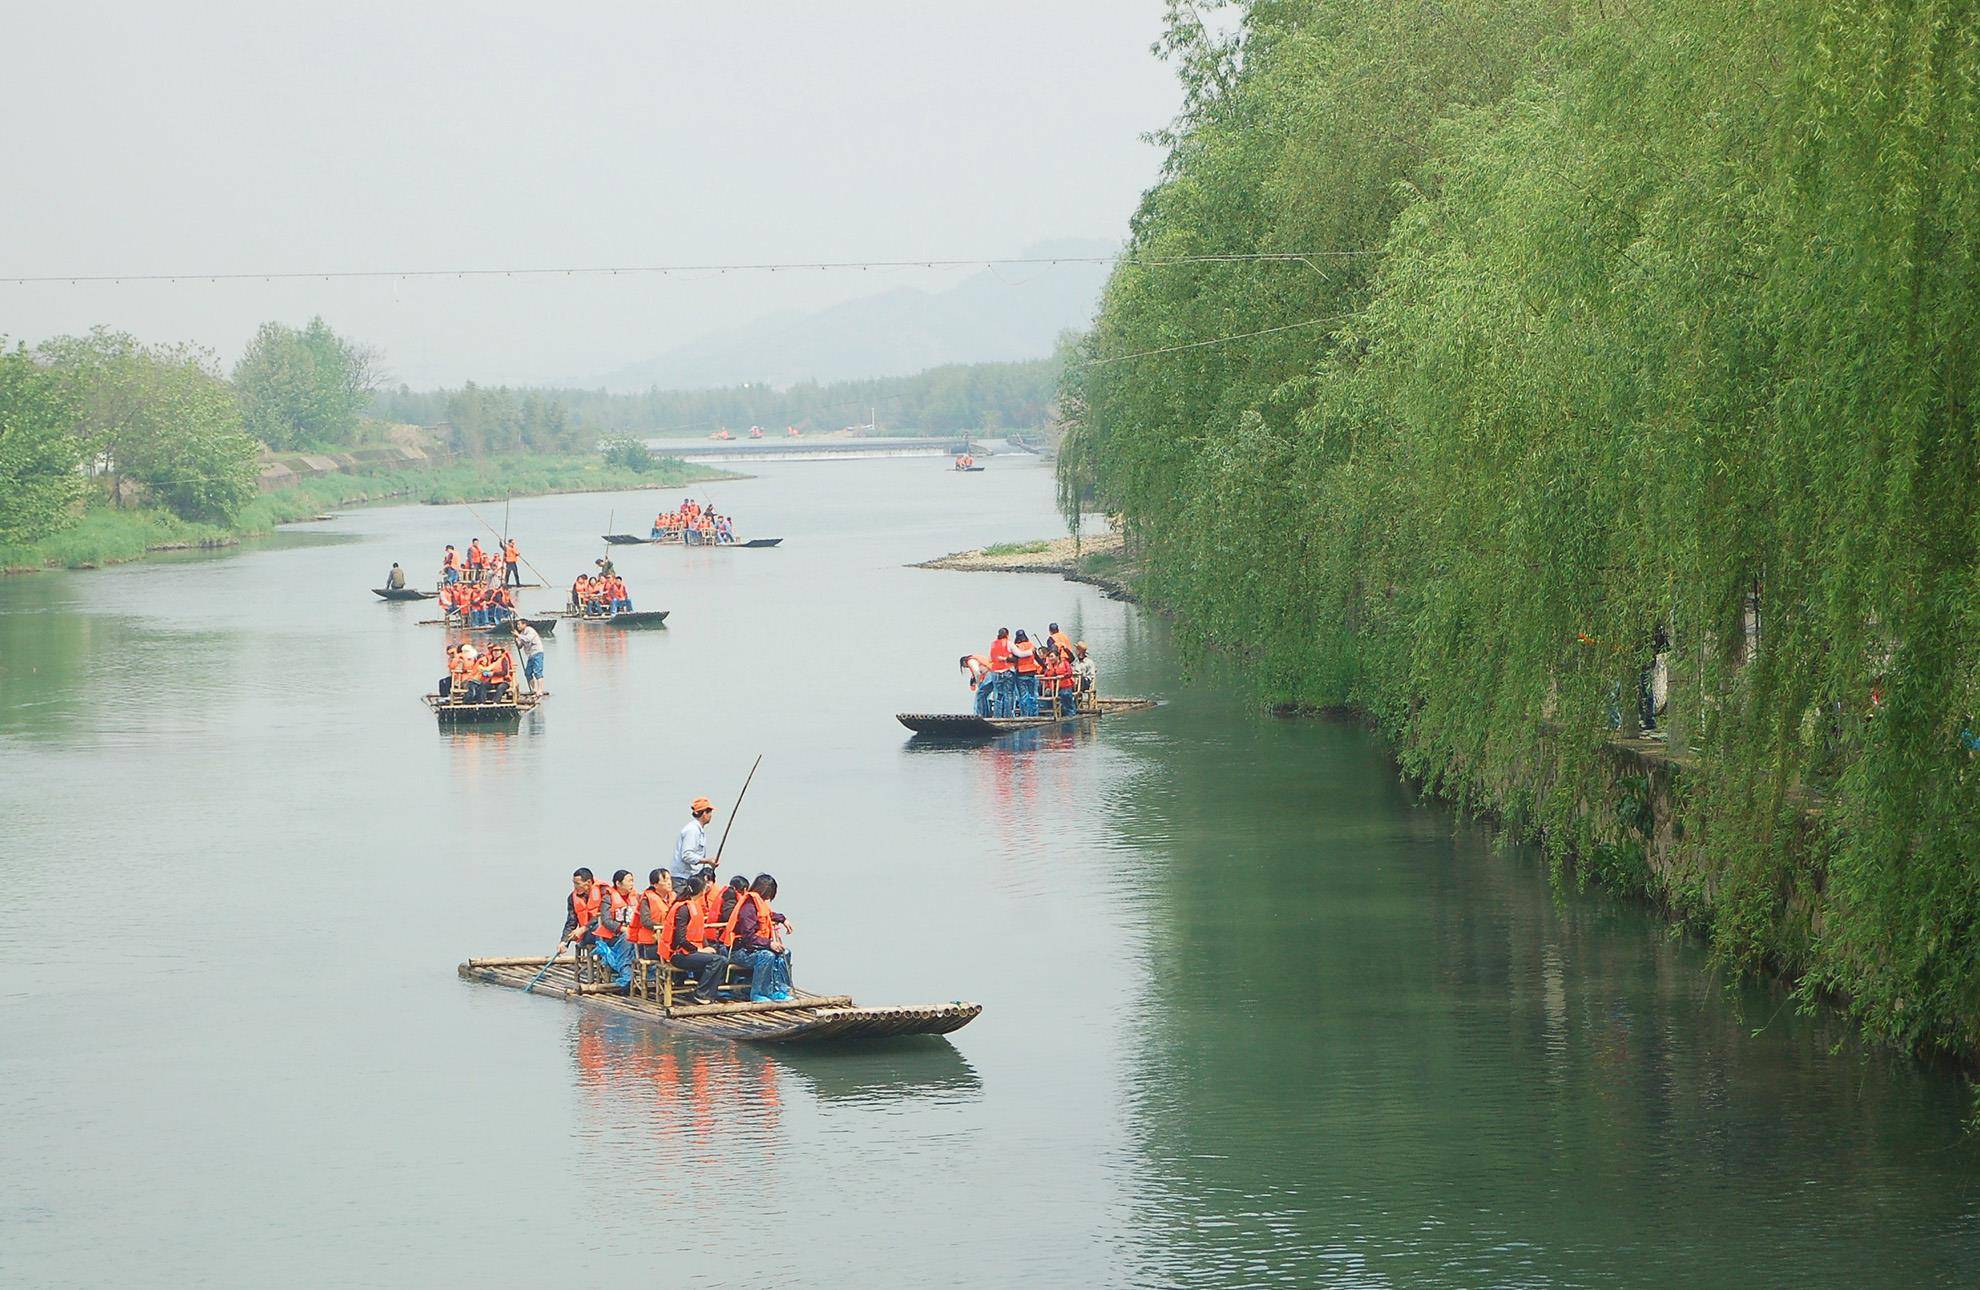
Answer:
[1048,622,1073,656]
[662,871,730,1003]
[960,653,994,717]
[1010,630,1042,716]
[702,872,749,951]
[563,868,601,945]
[502,538,522,588]
[442,544,461,584]
[610,574,632,614]
[1048,646,1076,715]
[728,873,794,1002]
[628,867,671,960]
[575,868,635,989]
[987,628,1016,717]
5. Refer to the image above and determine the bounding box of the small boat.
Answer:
[457,955,980,1044]
[373,587,436,601]
[602,533,658,545]
[954,465,985,473]
[416,615,559,636]
[704,537,783,549]
[553,609,670,628]
[896,696,1157,738]
[423,692,544,724]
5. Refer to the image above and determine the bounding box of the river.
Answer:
[1,456,1975,1287]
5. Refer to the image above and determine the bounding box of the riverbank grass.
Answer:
[0,453,732,573]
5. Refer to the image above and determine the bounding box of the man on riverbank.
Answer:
[671,796,714,889]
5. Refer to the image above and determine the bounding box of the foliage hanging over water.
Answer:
[1063,0,1980,1056]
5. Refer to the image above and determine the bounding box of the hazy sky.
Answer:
[1,2,1180,387]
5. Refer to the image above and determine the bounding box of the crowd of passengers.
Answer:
[565,865,794,1004]
[439,537,523,587]
[568,572,635,616]
[652,498,735,544]
[959,622,1097,718]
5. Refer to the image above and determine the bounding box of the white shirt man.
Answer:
[670,796,714,886]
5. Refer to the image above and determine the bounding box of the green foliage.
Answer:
[1066,0,1980,1055]
[411,382,584,456]
[35,328,258,523]
[0,341,88,545]
[600,435,655,473]
[232,316,378,450]
[372,357,1059,438]
[983,540,1052,557]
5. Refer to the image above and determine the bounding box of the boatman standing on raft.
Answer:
[671,796,716,891]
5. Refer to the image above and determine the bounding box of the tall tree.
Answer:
[0,342,88,545]
[233,316,378,449]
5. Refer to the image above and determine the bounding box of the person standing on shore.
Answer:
[671,796,714,889]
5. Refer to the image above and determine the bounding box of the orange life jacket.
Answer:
[629,886,669,946]
[570,884,601,937]
[733,890,780,950]
[673,897,707,955]
[962,654,991,688]
[444,549,461,570]
[988,638,1013,672]
[503,541,519,563]
[467,541,484,567]
[1012,640,1040,675]
[593,885,630,943]
[1050,630,1072,654]
[488,652,512,683]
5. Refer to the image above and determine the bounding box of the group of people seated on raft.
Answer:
[568,572,634,616]
[439,641,521,703]
[565,864,794,1004]
[961,622,1097,718]
[652,498,735,545]
[439,578,519,626]
[440,537,523,587]
[954,453,977,469]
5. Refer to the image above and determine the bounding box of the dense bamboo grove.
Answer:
[1061,0,1979,1055]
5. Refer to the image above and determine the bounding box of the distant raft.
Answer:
[423,692,544,724]
[896,696,1157,738]
[373,587,436,600]
[457,955,980,1044]
[602,533,783,549]
[552,609,670,628]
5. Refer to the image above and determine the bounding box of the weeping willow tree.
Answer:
[1066,0,1980,1056]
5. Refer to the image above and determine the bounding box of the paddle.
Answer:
[712,754,763,869]
[522,941,570,995]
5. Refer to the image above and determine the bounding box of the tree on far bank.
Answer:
[37,328,258,523]
[0,342,89,545]
[233,316,379,450]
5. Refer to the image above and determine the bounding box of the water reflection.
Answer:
[569,1015,984,1162]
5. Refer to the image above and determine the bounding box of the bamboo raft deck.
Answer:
[415,615,559,635]
[458,956,981,1043]
[423,693,544,723]
[897,696,1157,738]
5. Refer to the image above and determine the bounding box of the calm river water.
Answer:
[2,456,1976,1287]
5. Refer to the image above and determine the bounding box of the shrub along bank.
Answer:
[0,453,727,573]
[1060,2,1978,1058]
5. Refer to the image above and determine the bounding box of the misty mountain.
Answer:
[588,239,1113,391]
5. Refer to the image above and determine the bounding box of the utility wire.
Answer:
[0,251,1370,288]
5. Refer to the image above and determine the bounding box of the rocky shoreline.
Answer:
[910,531,1138,600]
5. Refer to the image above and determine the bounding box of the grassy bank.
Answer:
[0,453,732,573]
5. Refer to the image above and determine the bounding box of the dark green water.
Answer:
[1,457,1974,1287]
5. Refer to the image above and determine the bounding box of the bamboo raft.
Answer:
[602,534,782,549]
[458,955,981,1043]
[373,586,436,601]
[423,692,544,723]
[896,696,1157,738]
[415,615,559,636]
[552,609,670,628]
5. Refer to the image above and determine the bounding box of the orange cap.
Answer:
[691,796,713,813]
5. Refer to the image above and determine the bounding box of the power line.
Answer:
[0,251,1371,288]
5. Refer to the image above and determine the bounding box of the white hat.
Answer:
[460,645,478,660]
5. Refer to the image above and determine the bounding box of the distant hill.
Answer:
[588,238,1113,391]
